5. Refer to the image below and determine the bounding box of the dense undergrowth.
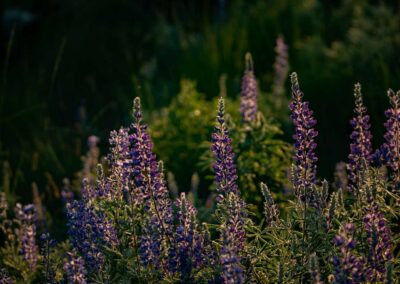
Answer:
[0,51,399,283]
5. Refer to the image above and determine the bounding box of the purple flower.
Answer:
[0,268,13,284]
[347,83,373,194]
[64,250,87,284]
[211,98,239,202]
[332,223,365,283]
[363,200,392,282]
[376,89,400,190]
[260,182,279,227]
[289,72,318,196]
[21,204,38,272]
[168,193,207,280]
[220,222,245,284]
[273,36,289,96]
[107,127,131,201]
[240,53,258,123]
[212,98,247,283]
[128,98,173,268]
[66,199,119,272]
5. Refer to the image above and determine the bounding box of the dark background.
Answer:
[1,0,399,204]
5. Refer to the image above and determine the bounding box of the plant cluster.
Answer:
[0,55,400,283]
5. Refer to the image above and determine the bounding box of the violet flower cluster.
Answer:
[260,182,279,227]
[211,98,240,202]
[347,83,373,194]
[128,98,174,269]
[64,250,87,284]
[332,223,365,283]
[212,98,247,283]
[363,200,392,282]
[289,72,318,195]
[66,198,119,273]
[20,204,38,272]
[378,89,400,190]
[169,193,208,280]
[240,53,258,123]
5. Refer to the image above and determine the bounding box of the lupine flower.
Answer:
[211,98,239,202]
[21,204,38,272]
[169,193,206,280]
[128,98,173,269]
[333,162,348,190]
[66,199,119,272]
[0,268,13,284]
[64,250,87,284]
[347,83,373,194]
[260,182,279,227]
[107,127,131,201]
[240,53,258,123]
[332,223,365,283]
[81,136,100,184]
[220,223,245,284]
[289,72,318,196]
[212,98,246,283]
[376,89,400,190]
[273,36,289,96]
[363,198,392,282]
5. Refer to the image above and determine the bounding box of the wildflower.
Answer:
[333,162,348,190]
[332,223,365,283]
[377,89,400,190]
[273,36,289,96]
[169,193,206,280]
[66,199,119,272]
[211,98,239,202]
[363,200,392,282]
[260,182,279,227]
[64,250,87,284]
[347,83,373,194]
[220,223,245,284]
[21,204,38,272]
[0,268,13,284]
[128,98,173,269]
[240,53,258,123]
[289,72,318,196]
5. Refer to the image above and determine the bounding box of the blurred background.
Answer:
[0,0,399,220]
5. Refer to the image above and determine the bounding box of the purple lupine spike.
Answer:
[211,98,239,202]
[363,199,392,282]
[240,53,258,123]
[212,98,247,283]
[273,36,289,96]
[260,182,279,227]
[332,223,365,283]
[289,72,318,195]
[347,83,373,194]
[107,127,131,201]
[128,98,173,269]
[64,250,88,284]
[376,89,400,190]
[21,204,38,272]
[169,193,207,279]
[66,199,119,272]
[0,268,13,284]
[220,222,245,284]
